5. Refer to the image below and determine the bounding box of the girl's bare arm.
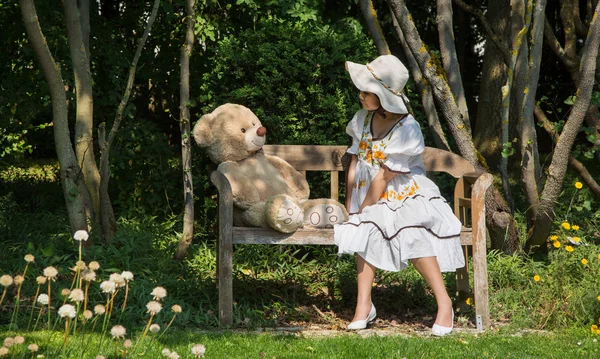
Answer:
[345,154,358,211]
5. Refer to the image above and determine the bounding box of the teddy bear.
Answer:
[193,103,348,233]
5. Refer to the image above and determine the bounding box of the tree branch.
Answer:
[359,0,390,55]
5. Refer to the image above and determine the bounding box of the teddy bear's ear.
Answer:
[193,113,215,147]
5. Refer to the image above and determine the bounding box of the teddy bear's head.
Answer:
[193,103,267,163]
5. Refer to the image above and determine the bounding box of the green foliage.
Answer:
[198,17,376,146]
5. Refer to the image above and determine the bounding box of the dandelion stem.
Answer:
[48,281,52,331]
[122,283,129,312]
[0,287,7,307]
[83,281,90,313]
[32,305,44,332]
[27,284,41,330]
[156,314,177,341]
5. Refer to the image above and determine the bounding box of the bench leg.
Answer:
[455,246,470,315]
[215,173,234,327]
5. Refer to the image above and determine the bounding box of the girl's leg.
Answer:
[410,257,453,327]
[352,254,376,322]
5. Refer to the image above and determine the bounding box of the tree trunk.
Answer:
[359,0,390,55]
[437,0,471,133]
[519,0,546,227]
[389,7,451,151]
[387,0,519,252]
[98,0,161,242]
[174,0,196,260]
[528,1,600,247]
[63,0,102,239]
[20,0,88,234]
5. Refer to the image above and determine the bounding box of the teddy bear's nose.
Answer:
[256,126,267,137]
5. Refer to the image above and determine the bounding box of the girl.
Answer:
[334,55,465,336]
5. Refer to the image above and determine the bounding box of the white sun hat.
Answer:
[345,54,410,114]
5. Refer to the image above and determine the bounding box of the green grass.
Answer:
[2,328,599,358]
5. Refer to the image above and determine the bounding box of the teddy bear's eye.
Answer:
[241,128,246,133]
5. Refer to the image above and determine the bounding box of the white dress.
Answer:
[334,109,465,272]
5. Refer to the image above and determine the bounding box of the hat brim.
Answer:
[346,61,408,114]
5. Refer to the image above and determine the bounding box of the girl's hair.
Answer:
[375,105,388,119]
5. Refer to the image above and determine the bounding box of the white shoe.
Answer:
[431,310,454,337]
[346,303,376,330]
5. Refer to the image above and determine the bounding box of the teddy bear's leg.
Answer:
[265,194,304,233]
[301,199,349,229]
[240,202,269,228]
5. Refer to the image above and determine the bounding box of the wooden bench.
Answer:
[210,145,494,330]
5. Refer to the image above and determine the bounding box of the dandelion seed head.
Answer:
[100,281,116,294]
[37,294,49,305]
[110,325,126,339]
[83,310,93,319]
[0,347,8,356]
[14,275,24,285]
[109,273,125,287]
[146,301,162,315]
[172,304,182,313]
[151,286,167,300]
[73,230,89,241]
[0,275,13,287]
[58,304,77,318]
[161,348,171,356]
[61,288,71,297]
[24,254,35,263]
[149,324,160,333]
[121,271,134,281]
[36,276,47,285]
[123,339,132,348]
[169,352,180,359]
[94,304,106,315]
[43,266,58,280]
[28,344,39,352]
[72,261,87,271]
[3,337,14,347]
[191,344,206,357]
[69,288,85,303]
[13,336,24,345]
[82,269,96,282]
[89,261,100,270]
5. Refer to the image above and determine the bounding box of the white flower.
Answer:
[169,352,180,359]
[149,324,161,333]
[3,337,13,347]
[69,289,85,303]
[37,294,49,305]
[24,254,35,263]
[171,304,182,313]
[0,275,13,287]
[191,344,206,357]
[95,356,105,359]
[109,273,125,287]
[123,339,132,348]
[58,304,77,319]
[36,276,47,285]
[110,325,126,339]
[14,275,24,285]
[146,301,162,315]
[151,286,167,300]
[100,281,116,294]
[82,269,96,282]
[121,271,134,281]
[161,348,171,357]
[83,310,93,319]
[43,266,58,280]
[13,336,24,345]
[89,261,100,270]
[28,344,39,352]
[0,347,8,356]
[94,304,106,315]
[73,230,89,241]
[61,288,71,297]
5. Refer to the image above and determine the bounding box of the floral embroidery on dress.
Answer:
[356,112,402,168]
[379,181,420,201]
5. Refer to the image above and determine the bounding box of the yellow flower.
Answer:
[572,237,581,243]
[598,253,600,260]
[561,222,571,230]
[533,275,541,282]
[572,225,579,231]
[575,182,583,189]
[593,324,599,334]
[581,258,588,265]
[465,297,473,306]
[597,295,600,301]
[565,246,574,252]
[553,241,561,248]
[549,235,559,241]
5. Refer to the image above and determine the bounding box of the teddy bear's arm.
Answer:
[265,155,310,200]
[218,162,261,209]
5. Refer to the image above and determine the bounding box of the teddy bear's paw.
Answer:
[275,198,304,232]
[304,204,346,229]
